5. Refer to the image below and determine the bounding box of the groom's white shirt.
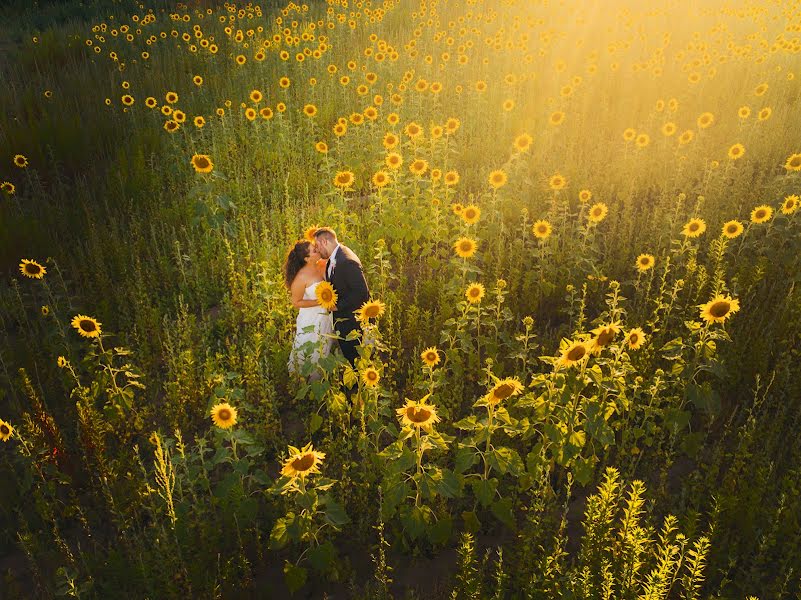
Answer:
[327,243,341,279]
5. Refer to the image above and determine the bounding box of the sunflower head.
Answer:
[355,300,386,323]
[420,346,440,367]
[590,323,621,354]
[210,402,238,429]
[304,225,320,243]
[750,205,773,223]
[71,314,102,338]
[721,220,744,239]
[588,203,609,224]
[465,282,485,304]
[782,195,799,215]
[461,205,480,225]
[333,170,355,190]
[486,377,524,405]
[636,254,655,272]
[19,259,46,279]
[626,327,646,350]
[396,397,441,431]
[280,442,325,479]
[0,419,13,442]
[191,154,213,173]
[682,218,706,238]
[784,153,801,172]
[361,367,380,388]
[315,281,338,311]
[454,237,478,259]
[488,169,508,189]
[699,294,740,325]
[13,155,28,168]
[557,339,590,369]
[532,220,552,240]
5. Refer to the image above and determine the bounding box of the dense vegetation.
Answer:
[2,0,801,597]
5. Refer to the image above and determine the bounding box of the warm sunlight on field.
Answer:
[2,0,800,597]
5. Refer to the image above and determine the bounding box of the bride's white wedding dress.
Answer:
[288,281,334,375]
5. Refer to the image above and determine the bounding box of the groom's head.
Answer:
[313,227,338,258]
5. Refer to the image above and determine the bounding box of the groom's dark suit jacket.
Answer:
[325,244,370,325]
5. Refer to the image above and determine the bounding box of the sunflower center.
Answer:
[567,345,586,361]
[639,257,650,266]
[291,453,314,472]
[321,290,332,302]
[80,320,96,332]
[629,333,640,344]
[406,407,432,423]
[755,210,766,219]
[367,371,378,381]
[538,225,547,234]
[25,264,41,274]
[709,301,731,318]
[726,224,738,234]
[0,425,9,435]
[195,157,210,169]
[791,156,801,168]
[689,222,699,231]
[218,408,231,421]
[596,329,615,346]
[425,352,436,362]
[592,208,602,217]
[469,288,480,297]
[364,305,380,317]
[494,384,515,399]
[460,242,472,252]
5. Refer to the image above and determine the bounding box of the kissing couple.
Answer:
[283,227,370,380]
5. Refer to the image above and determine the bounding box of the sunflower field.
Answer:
[2,0,801,597]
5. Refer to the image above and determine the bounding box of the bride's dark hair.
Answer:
[283,240,311,288]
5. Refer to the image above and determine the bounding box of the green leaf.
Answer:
[471,478,498,507]
[572,455,596,486]
[488,447,524,476]
[568,430,586,449]
[462,510,481,533]
[321,495,349,527]
[269,515,291,550]
[491,497,516,530]
[283,561,307,594]
[308,540,336,572]
[454,445,478,474]
[309,413,323,435]
[436,469,463,499]
[428,514,452,546]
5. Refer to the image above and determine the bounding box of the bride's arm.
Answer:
[291,276,322,309]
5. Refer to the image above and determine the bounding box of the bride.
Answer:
[283,239,334,377]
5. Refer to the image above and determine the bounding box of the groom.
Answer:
[313,227,370,367]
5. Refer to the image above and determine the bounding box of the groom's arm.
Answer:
[335,260,370,314]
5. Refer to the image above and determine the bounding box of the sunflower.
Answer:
[699,294,740,325]
[661,122,677,136]
[250,89,263,103]
[161,105,173,116]
[165,91,178,104]
[451,203,464,215]
[757,107,772,121]
[315,281,337,310]
[396,398,441,431]
[260,107,274,119]
[1,182,15,195]
[57,356,68,368]
[590,322,621,354]
[121,94,134,106]
[383,133,399,149]
[750,205,773,223]
[172,110,186,123]
[444,170,460,186]
[190,154,213,174]
[678,130,695,145]
[682,218,706,238]
[578,189,592,203]
[235,54,246,65]
[588,203,609,224]
[420,346,440,367]
[71,314,102,338]
[721,220,744,238]
[409,158,428,176]
[486,377,524,405]
[513,133,533,152]
[783,153,801,172]
[488,169,508,189]
[303,104,317,117]
[315,141,328,154]
[164,120,180,133]
[444,117,460,133]
[532,220,552,240]
[19,259,46,279]
[557,339,590,369]
[697,112,714,128]
[193,116,205,128]
[13,154,28,168]
[622,128,636,142]
[145,96,157,108]
[303,225,320,243]
[626,327,646,350]
[385,152,403,169]
[372,171,390,188]
[454,237,478,259]
[635,133,650,148]
[355,300,386,323]
[754,82,768,96]
[193,75,203,86]
[361,367,380,388]
[548,173,567,190]
[728,143,745,160]
[210,402,238,429]
[549,111,565,126]
[333,170,355,190]
[0,420,13,442]
[41,305,49,316]
[636,254,655,272]
[738,106,751,119]
[465,282,485,304]
[404,122,422,138]
[281,442,325,479]
[781,195,799,215]
[461,205,480,225]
